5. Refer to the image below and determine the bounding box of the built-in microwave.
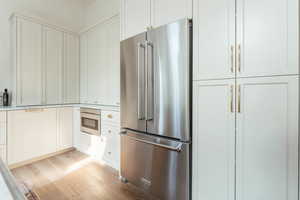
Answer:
[80,108,101,136]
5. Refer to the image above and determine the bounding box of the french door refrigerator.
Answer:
[120,19,192,200]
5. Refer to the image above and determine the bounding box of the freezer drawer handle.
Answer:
[124,134,182,152]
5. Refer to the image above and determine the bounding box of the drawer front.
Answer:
[0,112,6,123]
[101,124,120,137]
[0,123,6,145]
[103,134,120,170]
[101,111,120,124]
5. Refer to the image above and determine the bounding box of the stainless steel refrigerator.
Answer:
[120,19,192,200]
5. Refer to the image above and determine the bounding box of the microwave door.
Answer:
[146,19,192,142]
[121,32,147,132]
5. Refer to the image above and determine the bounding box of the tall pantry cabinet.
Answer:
[11,14,80,106]
[193,0,299,199]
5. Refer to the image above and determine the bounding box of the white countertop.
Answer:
[0,103,120,112]
[0,159,25,200]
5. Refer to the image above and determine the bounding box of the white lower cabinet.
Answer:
[57,107,73,150]
[7,109,58,165]
[193,79,235,200]
[101,124,120,170]
[193,76,298,200]
[7,107,74,165]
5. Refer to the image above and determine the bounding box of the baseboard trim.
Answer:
[8,147,75,169]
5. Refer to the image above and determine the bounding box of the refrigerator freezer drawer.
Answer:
[120,130,190,200]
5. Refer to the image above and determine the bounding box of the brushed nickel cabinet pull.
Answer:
[237,44,241,72]
[230,85,234,113]
[230,46,234,73]
[238,85,241,113]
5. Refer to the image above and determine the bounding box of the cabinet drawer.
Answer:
[0,112,6,123]
[101,111,120,124]
[0,123,6,145]
[103,134,120,170]
[101,124,120,137]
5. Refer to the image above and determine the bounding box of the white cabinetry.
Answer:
[236,0,298,77]
[193,0,235,80]
[101,110,120,170]
[193,79,235,200]
[11,14,80,106]
[235,76,298,200]
[43,27,63,104]
[57,107,73,149]
[0,112,7,163]
[193,0,298,80]
[7,109,58,165]
[80,16,120,106]
[121,0,192,40]
[121,0,150,39]
[14,18,43,105]
[193,76,299,200]
[151,0,192,28]
[63,33,80,104]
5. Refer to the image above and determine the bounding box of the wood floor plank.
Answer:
[11,150,157,200]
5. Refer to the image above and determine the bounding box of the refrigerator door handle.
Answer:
[124,134,183,152]
[137,42,146,120]
[146,41,154,121]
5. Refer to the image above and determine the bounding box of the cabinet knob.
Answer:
[108,130,111,133]
[107,114,113,119]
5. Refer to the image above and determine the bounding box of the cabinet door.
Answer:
[193,0,235,80]
[7,109,58,165]
[121,0,151,40]
[80,34,88,103]
[58,107,73,150]
[193,79,235,200]
[151,0,192,28]
[16,19,43,105]
[43,27,63,105]
[63,33,80,104]
[236,0,298,77]
[105,17,120,106]
[236,76,298,200]
[87,24,106,104]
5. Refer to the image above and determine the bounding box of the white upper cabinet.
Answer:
[87,23,106,104]
[193,79,235,200]
[63,33,80,104]
[80,16,120,106]
[43,27,63,105]
[121,0,192,40]
[80,34,88,104]
[151,0,192,28]
[193,0,299,80]
[16,19,43,105]
[11,15,80,106]
[121,0,151,40]
[193,0,236,80]
[236,0,299,77]
[105,17,120,106]
[236,76,298,200]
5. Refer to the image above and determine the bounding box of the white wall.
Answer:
[82,0,120,28]
[0,0,85,92]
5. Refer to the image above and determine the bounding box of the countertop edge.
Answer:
[0,159,26,200]
[0,103,120,112]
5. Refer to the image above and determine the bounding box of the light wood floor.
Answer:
[11,150,156,200]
